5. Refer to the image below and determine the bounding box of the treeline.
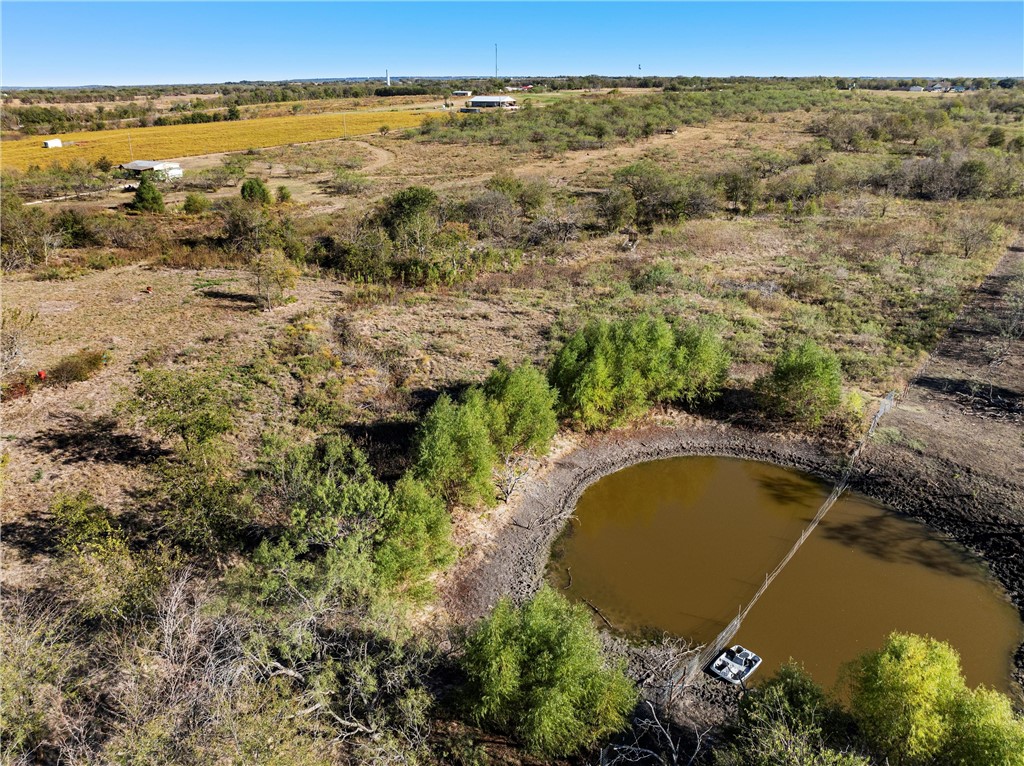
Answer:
[9,77,1021,136]
[9,75,1021,107]
[420,86,843,152]
[1,101,153,133]
[420,86,1024,155]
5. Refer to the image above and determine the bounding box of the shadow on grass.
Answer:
[30,413,169,466]
[200,288,261,310]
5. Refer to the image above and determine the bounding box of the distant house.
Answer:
[452,90,472,97]
[42,138,63,148]
[908,86,925,92]
[952,86,966,93]
[463,95,518,110]
[119,160,183,180]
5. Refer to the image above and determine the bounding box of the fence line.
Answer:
[670,392,896,695]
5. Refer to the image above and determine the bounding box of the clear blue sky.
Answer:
[2,2,1021,86]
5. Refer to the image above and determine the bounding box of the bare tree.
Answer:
[599,700,711,766]
[494,453,533,503]
[951,217,994,260]
[889,231,921,266]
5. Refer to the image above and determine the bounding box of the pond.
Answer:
[547,456,1023,692]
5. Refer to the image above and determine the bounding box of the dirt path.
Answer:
[350,139,395,174]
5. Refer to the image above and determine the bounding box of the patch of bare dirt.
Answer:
[0,264,353,586]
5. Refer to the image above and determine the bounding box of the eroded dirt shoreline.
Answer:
[444,419,1024,700]
[444,244,1024,704]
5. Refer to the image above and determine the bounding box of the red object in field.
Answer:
[37,370,47,381]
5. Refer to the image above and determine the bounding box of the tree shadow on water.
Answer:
[819,514,979,578]
[757,474,822,509]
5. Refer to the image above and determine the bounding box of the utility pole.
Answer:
[495,43,498,79]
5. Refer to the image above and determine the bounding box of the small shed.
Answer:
[465,95,518,110]
[452,90,472,97]
[42,138,63,148]
[119,160,183,180]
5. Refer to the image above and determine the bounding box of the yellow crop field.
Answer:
[1,110,429,171]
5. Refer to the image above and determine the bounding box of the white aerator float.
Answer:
[707,645,762,686]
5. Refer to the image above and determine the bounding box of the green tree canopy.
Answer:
[757,339,842,427]
[378,185,437,237]
[413,392,496,507]
[240,177,273,205]
[461,586,637,756]
[481,361,558,458]
[373,473,456,600]
[548,316,730,430]
[844,632,1024,766]
[131,173,165,213]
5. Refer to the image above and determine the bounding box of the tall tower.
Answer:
[386,69,391,87]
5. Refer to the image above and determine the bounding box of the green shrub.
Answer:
[131,174,164,213]
[85,251,123,270]
[716,662,865,766]
[461,586,637,756]
[275,185,292,204]
[155,443,253,556]
[987,127,1007,148]
[243,435,393,610]
[631,262,677,292]
[485,171,549,215]
[844,632,1024,766]
[548,317,730,430]
[50,492,174,620]
[378,186,437,237]
[48,349,106,384]
[414,392,496,507]
[612,160,716,230]
[756,339,842,427]
[328,169,371,195]
[481,361,558,458]
[182,192,212,214]
[598,185,638,230]
[240,177,272,205]
[374,474,456,599]
[52,208,100,247]
[126,369,234,450]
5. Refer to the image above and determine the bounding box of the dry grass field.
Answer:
[4,82,1024,765]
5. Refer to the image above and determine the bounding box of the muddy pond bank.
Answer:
[442,418,1024,699]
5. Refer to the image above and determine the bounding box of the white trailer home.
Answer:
[119,160,184,180]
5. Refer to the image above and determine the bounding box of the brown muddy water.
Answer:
[548,456,1024,692]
